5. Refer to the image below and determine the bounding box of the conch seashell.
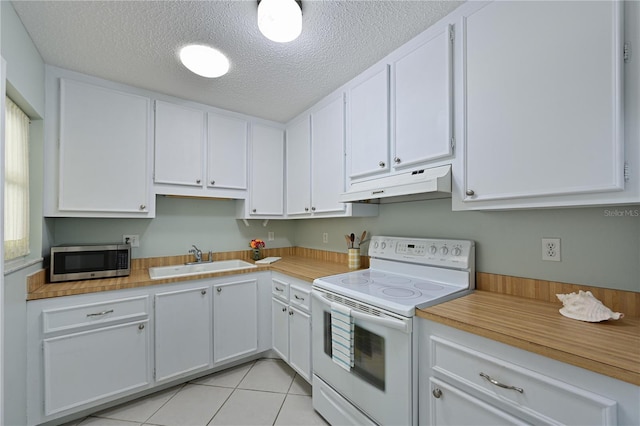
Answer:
[556,290,624,322]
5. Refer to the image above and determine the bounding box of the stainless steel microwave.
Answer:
[50,244,131,283]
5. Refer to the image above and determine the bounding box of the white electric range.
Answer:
[311,236,475,425]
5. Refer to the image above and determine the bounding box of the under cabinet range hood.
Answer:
[339,164,452,204]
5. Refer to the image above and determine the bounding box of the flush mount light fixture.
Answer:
[257,0,302,43]
[179,44,230,78]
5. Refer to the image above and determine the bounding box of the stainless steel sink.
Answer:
[148,260,257,280]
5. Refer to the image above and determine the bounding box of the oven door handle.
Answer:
[312,290,412,333]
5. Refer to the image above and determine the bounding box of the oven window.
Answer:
[323,311,386,391]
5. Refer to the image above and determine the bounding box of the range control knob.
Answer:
[429,245,437,254]
[381,242,387,249]
[374,241,379,249]
[440,246,449,255]
[452,247,462,256]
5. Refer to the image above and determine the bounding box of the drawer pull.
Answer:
[479,372,524,393]
[294,294,305,301]
[432,388,442,399]
[275,287,284,292]
[86,309,114,317]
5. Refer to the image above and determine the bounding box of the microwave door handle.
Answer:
[312,290,411,333]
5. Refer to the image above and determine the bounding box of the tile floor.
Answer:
[63,359,328,426]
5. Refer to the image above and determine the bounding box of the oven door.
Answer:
[312,288,414,425]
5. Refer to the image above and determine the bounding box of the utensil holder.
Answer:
[348,248,361,269]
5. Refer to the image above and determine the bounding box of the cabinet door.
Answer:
[348,66,390,179]
[311,96,347,215]
[43,321,150,415]
[286,117,311,215]
[394,25,452,170]
[288,306,311,382]
[271,297,289,362]
[213,279,258,364]
[429,378,528,426]
[154,100,205,187]
[249,124,284,215]
[208,113,248,190]
[154,287,212,382]
[59,79,151,213]
[461,1,623,203]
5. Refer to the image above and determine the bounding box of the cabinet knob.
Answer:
[432,388,442,399]
[138,323,145,330]
[282,307,287,312]
[289,310,294,316]
[252,209,257,213]
[139,204,146,210]
[210,180,215,185]
[465,189,475,196]
[217,287,222,293]
[201,289,207,295]
[304,207,309,212]
[394,157,401,164]
[196,179,201,184]
[311,207,316,211]
[378,161,386,168]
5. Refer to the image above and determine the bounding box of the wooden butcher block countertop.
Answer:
[27,247,363,300]
[418,291,640,386]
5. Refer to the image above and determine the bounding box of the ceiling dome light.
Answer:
[179,44,230,78]
[258,0,302,43]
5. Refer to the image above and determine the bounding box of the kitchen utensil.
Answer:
[350,233,355,248]
[360,231,367,246]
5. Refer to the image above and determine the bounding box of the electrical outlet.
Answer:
[268,231,275,241]
[123,234,140,248]
[322,232,329,244]
[542,238,561,261]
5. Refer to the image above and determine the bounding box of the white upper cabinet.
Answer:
[242,123,285,217]
[453,1,629,210]
[393,24,453,170]
[207,113,248,190]
[346,21,454,183]
[310,95,348,215]
[286,117,311,216]
[154,100,205,187]
[154,100,248,199]
[348,66,390,179]
[55,77,154,217]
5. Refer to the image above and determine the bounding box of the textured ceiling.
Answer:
[11,0,464,123]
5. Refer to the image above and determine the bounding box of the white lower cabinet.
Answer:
[154,286,212,382]
[27,272,271,426]
[213,279,258,364]
[270,275,312,382]
[418,319,639,426]
[43,320,151,416]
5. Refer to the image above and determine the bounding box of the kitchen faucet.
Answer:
[187,245,214,264]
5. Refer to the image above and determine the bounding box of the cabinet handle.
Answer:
[139,204,146,210]
[252,209,257,213]
[479,372,524,394]
[294,294,305,301]
[275,286,284,292]
[201,289,207,295]
[289,309,294,316]
[86,309,114,317]
[138,323,145,330]
[311,207,316,211]
[210,180,215,185]
[196,179,201,184]
[282,307,287,312]
[304,207,309,212]
[378,161,386,168]
[465,189,475,196]
[432,388,442,399]
[394,157,401,164]
[216,287,222,293]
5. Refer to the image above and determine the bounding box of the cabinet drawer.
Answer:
[42,296,150,334]
[430,336,617,425]
[289,285,311,312]
[272,279,289,301]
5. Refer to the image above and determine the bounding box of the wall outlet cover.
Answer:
[123,234,140,248]
[542,238,561,261]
